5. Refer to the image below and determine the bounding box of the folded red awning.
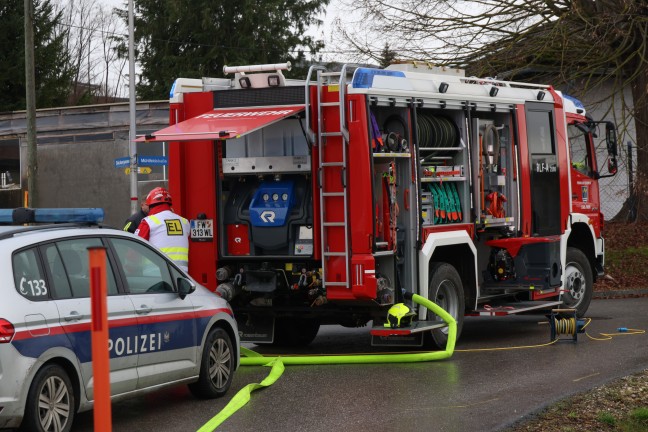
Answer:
[136,105,304,142]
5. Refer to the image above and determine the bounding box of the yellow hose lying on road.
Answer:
[239,293,457,365]
[198,293,456,431]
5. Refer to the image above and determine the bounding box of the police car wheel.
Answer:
[189,327,234,399]
[21,364,75,432]
[424,262,465,350]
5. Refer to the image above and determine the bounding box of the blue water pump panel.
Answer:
[249,181,295,227]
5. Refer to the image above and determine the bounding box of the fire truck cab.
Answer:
[139,62,617,348]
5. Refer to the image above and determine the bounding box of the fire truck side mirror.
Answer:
[605,121,618,157]
[607,157,618,175]
[595,122,619,178]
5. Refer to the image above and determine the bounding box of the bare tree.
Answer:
[337,0,648,220]
[96,4,128,101]
[53,0,128,103]
[56,0,100,103]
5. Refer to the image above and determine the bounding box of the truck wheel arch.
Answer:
[567,216,598,281]
[418,231,478,316]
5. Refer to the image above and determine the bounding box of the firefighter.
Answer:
[123,196,149,234]
[135,187,190,271]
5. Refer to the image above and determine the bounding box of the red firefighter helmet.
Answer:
[145,187,172,206]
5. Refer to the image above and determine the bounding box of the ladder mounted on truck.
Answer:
[306,65,354,290]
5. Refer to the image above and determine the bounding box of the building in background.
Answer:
[0,101,169,227]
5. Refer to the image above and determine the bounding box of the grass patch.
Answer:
[598,411,616,426]
[621,407,648,432]
[605,247,648,268]
[629,407,648,423]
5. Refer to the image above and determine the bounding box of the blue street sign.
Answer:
[114,157,130,168]
[137,155,168,166]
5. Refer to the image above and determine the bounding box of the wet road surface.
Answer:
[72,297,648,432]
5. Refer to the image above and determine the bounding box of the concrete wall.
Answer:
[0,102,169,228]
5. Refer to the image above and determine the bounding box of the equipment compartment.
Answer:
[470,110,518,230]
[415,108,469,226]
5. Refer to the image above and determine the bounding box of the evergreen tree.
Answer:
[117,0,328,100]
[0,0,75,111]
[378,43,397,69]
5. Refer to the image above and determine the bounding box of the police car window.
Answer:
[169,265,186,289]
[110,238,174,294]
[43,239,118,299]
[13,248,48,301]
[42,244,72,299]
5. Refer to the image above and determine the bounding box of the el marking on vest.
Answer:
[165,219,184,235]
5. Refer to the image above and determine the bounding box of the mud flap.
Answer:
[370,321,447,347]
[371,333,423,347]
[236,314,275,343]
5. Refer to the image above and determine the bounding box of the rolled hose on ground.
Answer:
[239,293,457,366]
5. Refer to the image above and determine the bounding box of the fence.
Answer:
[599,140,634,221]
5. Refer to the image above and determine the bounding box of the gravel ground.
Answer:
[504,369,648,431]
[506,222,648,431]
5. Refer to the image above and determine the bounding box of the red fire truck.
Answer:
[139,62,618,348]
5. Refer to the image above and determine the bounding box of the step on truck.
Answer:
[139,61,618,348]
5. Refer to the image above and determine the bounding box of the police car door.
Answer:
[108,237,198,389]
[44,238,140,397]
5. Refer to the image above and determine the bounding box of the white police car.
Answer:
[0,208,239,432]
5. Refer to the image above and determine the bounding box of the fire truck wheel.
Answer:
[424,262,465,349]
[271,318,321,347]
[562,247,593,317]
[188,327,234,399]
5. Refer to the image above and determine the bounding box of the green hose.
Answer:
[199,294,455,431]
[240,293,457,366]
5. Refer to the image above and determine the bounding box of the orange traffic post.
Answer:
[88,247,112,432]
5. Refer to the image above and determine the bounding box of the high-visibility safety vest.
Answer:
[144,210,190,271]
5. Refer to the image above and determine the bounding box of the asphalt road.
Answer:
[72,297,648,432]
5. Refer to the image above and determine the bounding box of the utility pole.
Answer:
[128,0,138,213]
[24,0,37,207]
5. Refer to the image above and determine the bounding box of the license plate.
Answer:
[190,219,213,241]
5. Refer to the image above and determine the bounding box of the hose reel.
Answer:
[548,309,585,342]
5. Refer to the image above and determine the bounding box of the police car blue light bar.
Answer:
[0,208,104,224]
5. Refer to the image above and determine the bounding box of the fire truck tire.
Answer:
[424,262,465,349]
[271,318,321,347]
[562,247,593,317]
[188,327,234,399]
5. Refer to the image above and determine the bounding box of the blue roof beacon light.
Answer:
[169,80,177,99]
[0,208,105,225]
[351,68,406,89]
[562,94,585,111]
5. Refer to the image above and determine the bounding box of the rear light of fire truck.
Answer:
[0,318,15,343]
